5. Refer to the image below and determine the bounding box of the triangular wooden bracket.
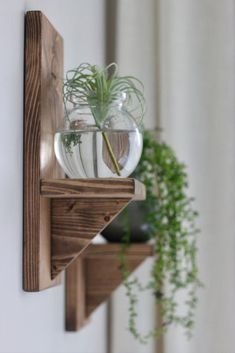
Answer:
[65,244,153,331]
[41,179,145,279]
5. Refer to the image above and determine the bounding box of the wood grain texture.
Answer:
[23,11,64,291]
[65,244,153,331]
[51,198,130,279]
[41,178,145,200]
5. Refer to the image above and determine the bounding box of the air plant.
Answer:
[63,62,145,126]
[63,63,146,175]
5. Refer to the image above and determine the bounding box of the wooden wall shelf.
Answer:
[65,243,153,331]
[24,14,146,336]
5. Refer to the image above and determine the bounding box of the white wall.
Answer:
[116,0,158,130]
[110,1,158,353]
[0,1,107,352]
[111,1,235,353]
[158,0,235,352]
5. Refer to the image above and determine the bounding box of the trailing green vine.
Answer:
[119,130,202,343]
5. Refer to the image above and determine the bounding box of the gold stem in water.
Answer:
[102,131,121,176]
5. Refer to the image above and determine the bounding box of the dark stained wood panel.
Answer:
[23,11,64,291]
[66,258,87,331]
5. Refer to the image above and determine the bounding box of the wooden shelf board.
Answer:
[83,243,154,257]
[41,178,145,200]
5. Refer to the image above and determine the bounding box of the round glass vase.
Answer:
[54,102,143,178]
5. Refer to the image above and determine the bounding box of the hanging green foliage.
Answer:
[119,130,202,343]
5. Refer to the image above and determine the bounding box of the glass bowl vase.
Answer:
[54,100,143,178]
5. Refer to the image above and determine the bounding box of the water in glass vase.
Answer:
[54,128,143,178]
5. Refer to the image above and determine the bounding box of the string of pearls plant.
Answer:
[119,131,202,343]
